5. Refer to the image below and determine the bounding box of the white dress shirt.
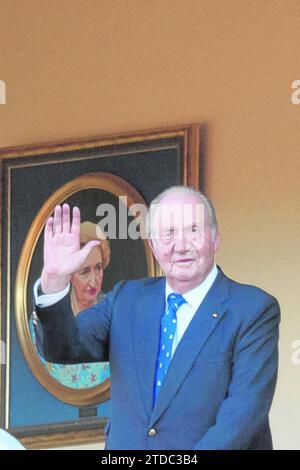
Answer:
[34,279,70,308]
[166,264,218,357]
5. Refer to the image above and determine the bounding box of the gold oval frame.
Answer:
[15,172,157,406]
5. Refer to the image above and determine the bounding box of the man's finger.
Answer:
[53,205,62,235]
[62,203,71,233]
[44,216,54,243]
[80,240,101,261]
[70,206,81,235]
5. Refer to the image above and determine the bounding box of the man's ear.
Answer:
[213,229,221,253]
[148,238,157,259]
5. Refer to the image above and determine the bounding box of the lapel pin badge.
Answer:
[212,312,218,318]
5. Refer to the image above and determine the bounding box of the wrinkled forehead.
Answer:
[151,193,207,232]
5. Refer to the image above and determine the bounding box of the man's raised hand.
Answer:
[41,204,100,294]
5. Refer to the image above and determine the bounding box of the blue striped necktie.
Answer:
[153,293,187,405]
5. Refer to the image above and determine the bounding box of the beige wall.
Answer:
[1,0,300,450]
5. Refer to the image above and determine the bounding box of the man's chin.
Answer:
[168,268,195,281]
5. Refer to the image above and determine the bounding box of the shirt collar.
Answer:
[165,263,219,310]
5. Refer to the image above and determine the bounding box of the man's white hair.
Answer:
[147,186,218,239]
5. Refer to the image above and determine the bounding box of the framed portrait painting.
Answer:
[0,124,200,448]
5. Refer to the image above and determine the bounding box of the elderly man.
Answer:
[34,186,280,450]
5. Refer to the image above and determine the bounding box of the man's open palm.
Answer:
[41,204,100,293]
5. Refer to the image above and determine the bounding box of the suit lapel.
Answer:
[149,269,230,427]
[134,277,166,419]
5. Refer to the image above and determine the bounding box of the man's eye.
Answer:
[188,226,200,234]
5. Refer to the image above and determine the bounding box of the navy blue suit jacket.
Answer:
[36,267,280,450]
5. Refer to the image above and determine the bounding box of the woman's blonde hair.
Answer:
[79,221,110,269]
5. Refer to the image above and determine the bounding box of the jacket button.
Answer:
[148,428,157,437]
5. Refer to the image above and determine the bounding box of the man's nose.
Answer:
[173,234,188,251]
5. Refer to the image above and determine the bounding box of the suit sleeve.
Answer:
[34,281,125,364]
[194,296,280,450]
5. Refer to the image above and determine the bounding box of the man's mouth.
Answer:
[173,258,195,263]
